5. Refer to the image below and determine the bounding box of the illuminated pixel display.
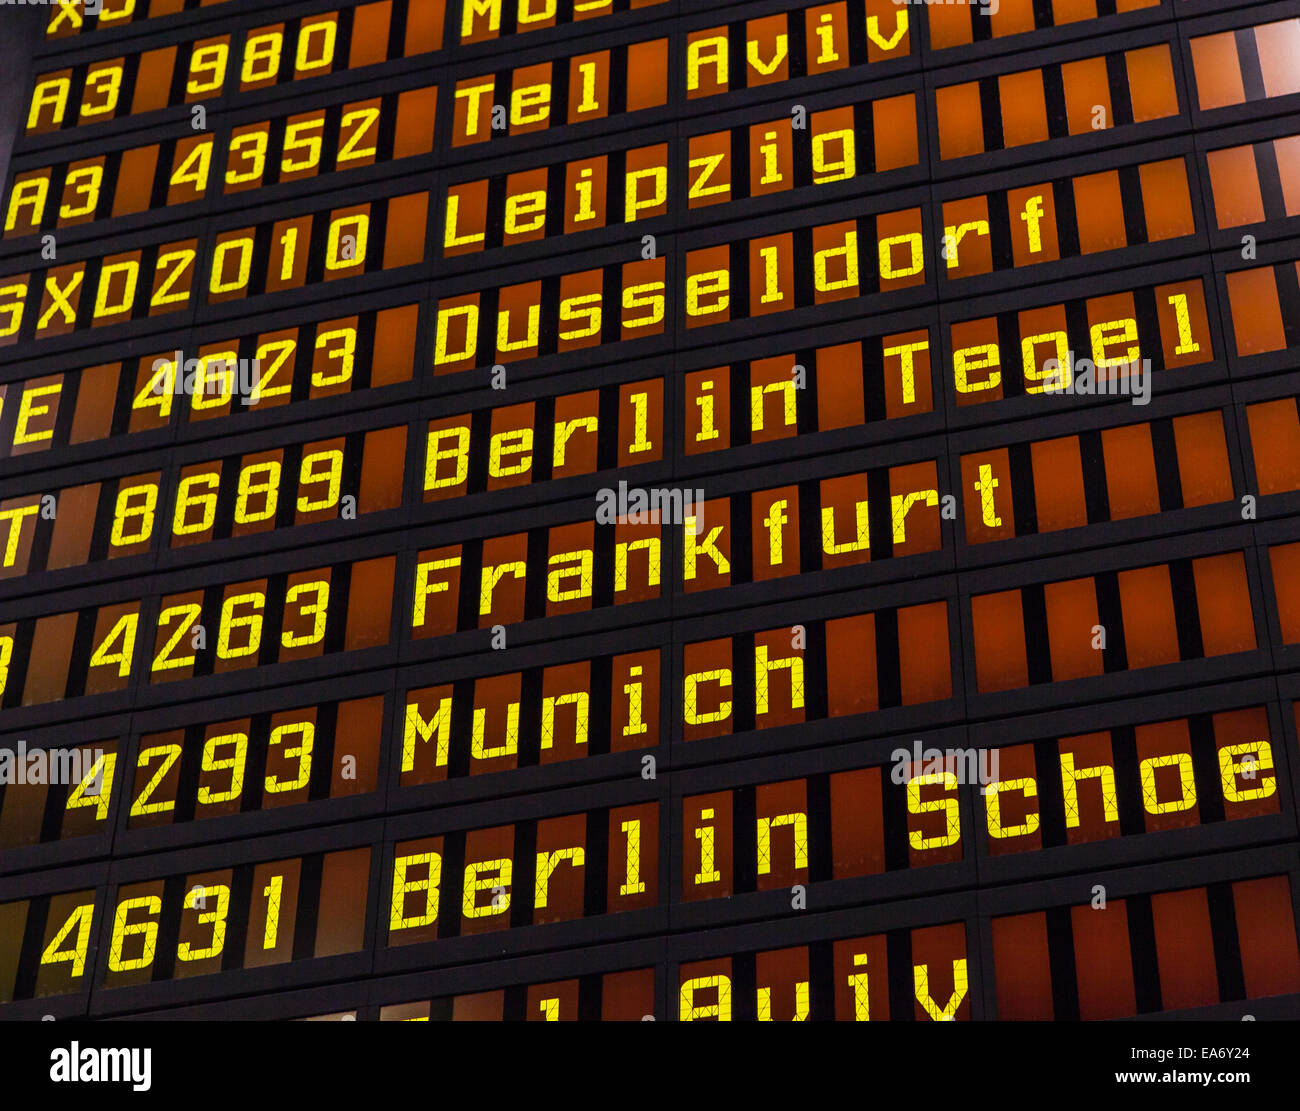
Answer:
[1,0,1299,1023]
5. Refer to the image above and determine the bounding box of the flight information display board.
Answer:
[1,0,1299,1024]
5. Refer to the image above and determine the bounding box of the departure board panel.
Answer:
[1,0,1299,1038]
